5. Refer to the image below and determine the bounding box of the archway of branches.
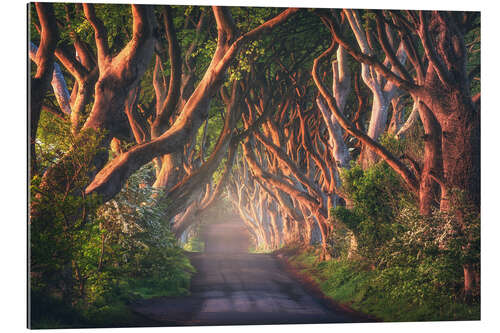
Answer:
[30,4,480,298]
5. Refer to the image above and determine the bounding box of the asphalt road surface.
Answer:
[131,217,363,326]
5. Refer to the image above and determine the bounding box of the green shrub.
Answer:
[286,246,479,322]
[30,140,195,327]
[324,154,480,320]
[331,162,410,259]
[79,163,195,308]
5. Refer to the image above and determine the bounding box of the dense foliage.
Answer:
[284,246,479,321]
[30,120,194,328]
[29,3,480,326]
[324,158,480,318]
[331,162,409,259]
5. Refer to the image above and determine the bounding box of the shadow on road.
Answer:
[131,217,367,326]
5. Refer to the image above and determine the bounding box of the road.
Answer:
[131,217,364,326]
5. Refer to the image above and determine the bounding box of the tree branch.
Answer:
[85,7,298,201]
[83,4,110,65]
[311,35,419,194]
[151,6,183,138]
[30,3,59,175]
[418,11,452,87]
[374,12,413,84]
[324,12,419,93]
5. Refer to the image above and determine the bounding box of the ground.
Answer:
[130,217,369,326]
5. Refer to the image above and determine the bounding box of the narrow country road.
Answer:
[131,217,365,326]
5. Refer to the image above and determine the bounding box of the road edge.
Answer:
[273,252,381,323]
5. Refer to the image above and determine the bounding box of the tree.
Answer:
[83,6,299,216]
[314,9,480,295]
[29,3,58,176]
[30,5,480,304]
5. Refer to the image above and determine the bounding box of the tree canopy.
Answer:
[29,3,480,326]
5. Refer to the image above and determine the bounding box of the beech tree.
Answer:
[35,3,157,200]
[312,9,480,294]
[30,5,480,301]
[29,3,58,176]
[82,7,298,200]
[224,9,479,292]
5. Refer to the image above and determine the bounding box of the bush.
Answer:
[30,128,105,302]
[30,138,195,327]
[286,246,479,322]
[326,157,480,317]
[331,162,410,259]
[78,163,195,309]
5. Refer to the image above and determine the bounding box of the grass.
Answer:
[248,244,275,253]
[30,273,193,329]
[280,246,480,322]
[183,236,205,252]
[29,293,146,329]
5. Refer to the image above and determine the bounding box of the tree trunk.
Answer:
[359,92,390,168]
[29,3,59,176]
[417,101,442,215]
[85,7,299,202]
[38,4,157,196]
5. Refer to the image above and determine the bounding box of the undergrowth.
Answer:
[283,247,479,322]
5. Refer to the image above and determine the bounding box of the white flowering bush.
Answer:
[79,162,195,309]
[374,191,480,308]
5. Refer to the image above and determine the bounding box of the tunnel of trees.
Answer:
[29,3,480,325]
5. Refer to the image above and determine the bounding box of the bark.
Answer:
[421,81,480,212]
[151,6,183,138]
[54,44,98,134]
[344,10,408,167]
[414,12,480,217]
[81,4,157,140]
[243,139,323,218]
[332,10,479,213]
[85,7,299,202]
[395,97,420,139]
[30,3,59,175]
[168,85,243,236]
[242,133,333,250]
[317,46,351,171]
[39,4,158,194]
[124,87,149,144]
[311,31,419,194]
[416,101,442,215]
[29,42,71,116]
[330,10,480,293]
[388,94,406,135]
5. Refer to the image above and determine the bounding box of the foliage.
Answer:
[249,243,275,254]
[284,246,480,322]
[380,128,425,162]
[324,152,480,320]
[331,162,409,259]
[31,126,195,327]
[30,3,480,326]
[30,127,105,297]
[324,158,480,319]
[34,110,78,174]
[375,199,480,307]
[183,223,205,252]
[58,4,132,54]
[330,159,479,282]
[183,236,205,252]
[75,163,195,308]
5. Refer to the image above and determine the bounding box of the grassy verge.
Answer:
[276,245,480,322]
[30,297,154,329]
[183,237,205,252]
[30,270,193,329]
[248,244,276,253]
